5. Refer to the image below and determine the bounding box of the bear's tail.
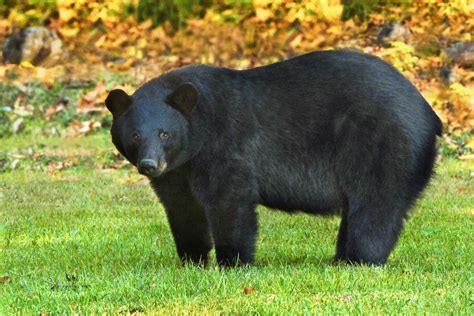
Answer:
[433,111,443,136]
[426,100,442,136]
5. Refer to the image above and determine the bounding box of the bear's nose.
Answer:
[138,159,158,176]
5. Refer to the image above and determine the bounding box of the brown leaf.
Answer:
[77,81,107,114]
[118,176,148,185]
[46,160,75,173]
[66,120,102,137]
[0,275,11,284]
[243,285,256,295]
[44,103,67,120]
[337,295,353,302]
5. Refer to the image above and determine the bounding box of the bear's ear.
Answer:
[105,89,132,117]
[165,82,198,115]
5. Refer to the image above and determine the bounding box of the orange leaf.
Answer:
[243,285,256,294]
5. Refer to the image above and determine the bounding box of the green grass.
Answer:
[1,133,473,314]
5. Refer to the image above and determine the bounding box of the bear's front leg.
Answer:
[192,160,259,267]
[150,170,213,266]
[208,201,258,267]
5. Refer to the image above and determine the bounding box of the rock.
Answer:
[440,65,464,85]
[2,26,63,66]
[376,22,411,44]
[446,42,474,68]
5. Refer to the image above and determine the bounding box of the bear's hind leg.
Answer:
[337,201,406,265]
[334,214,348,262]
[333,113,415,265]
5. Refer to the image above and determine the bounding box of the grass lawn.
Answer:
[1,132,473,314]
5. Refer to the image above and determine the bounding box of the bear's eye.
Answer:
[159,131,170,140]
[132,132,141,142]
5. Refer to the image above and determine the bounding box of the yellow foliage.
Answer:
[449,83,471,98]
[19,61,35,68]
[378,41,419,75]
[252,0,344,23]
[0,0,472,141]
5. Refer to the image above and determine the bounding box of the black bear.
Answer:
[105,50,441,267]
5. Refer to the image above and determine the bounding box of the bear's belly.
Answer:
[256,162,345,215]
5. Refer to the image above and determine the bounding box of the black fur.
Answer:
[106,50,441,267]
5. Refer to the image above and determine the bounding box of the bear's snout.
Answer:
[138,159,158,176]
[138,159,167,177]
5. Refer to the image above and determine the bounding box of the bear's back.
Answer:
[230,51,440,214]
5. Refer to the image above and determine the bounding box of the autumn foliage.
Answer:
[0,0,472,156]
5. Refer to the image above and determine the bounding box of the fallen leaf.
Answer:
[466,138,474,149]
[0,275,11,283]
[0,66,6,78]
[77,81,107,114]
[94,34,107,48]
[118,176,147,185]
[13,104,34,117]
[11,118,24,134]
[337,295,353,302]
[10,159,20,170]
[58,7,76,23]
[45,103,67,120]
[58,27,79,37]
[19,60,35,68]
[244,285,256,295]
[267,294,277,300]
[255,8,273,22]
[66,120,102,137]
[46,160,77,174]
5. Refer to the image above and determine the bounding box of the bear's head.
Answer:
[105,81,198,178]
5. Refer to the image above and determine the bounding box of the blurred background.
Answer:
[0,0,472,174]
